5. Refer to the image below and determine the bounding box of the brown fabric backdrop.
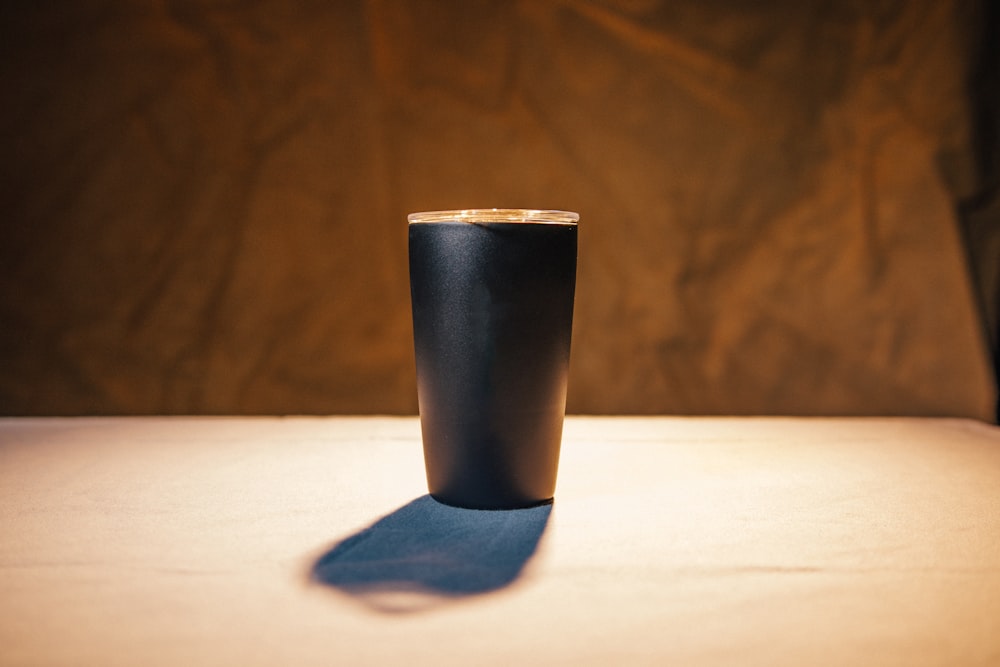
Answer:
[1,0,997,418]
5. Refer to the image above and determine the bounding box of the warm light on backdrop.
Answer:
[0,1,997,418]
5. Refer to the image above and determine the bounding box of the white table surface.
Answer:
[2,416,999,666]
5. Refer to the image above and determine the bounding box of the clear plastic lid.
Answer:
[407,208,579,224]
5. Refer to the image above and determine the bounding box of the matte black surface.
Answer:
[409,222,577,509]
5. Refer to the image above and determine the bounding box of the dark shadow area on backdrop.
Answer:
[961,0,1000,422]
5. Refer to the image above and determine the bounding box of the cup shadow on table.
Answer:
[309,495,552,614]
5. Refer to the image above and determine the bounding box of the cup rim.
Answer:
[407,208,579,224]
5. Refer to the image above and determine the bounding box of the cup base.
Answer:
[429,494,555,511]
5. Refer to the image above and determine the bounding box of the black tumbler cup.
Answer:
[408,209,578,509]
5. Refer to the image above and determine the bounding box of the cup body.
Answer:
[408,210,578,509]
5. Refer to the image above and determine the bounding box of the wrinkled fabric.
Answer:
[0,1,995,417]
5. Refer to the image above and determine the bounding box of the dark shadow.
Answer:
[309,495,552,614]
[961,0,1000,422]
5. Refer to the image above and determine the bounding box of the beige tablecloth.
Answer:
[2,417,998,666]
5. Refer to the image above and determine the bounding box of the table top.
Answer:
[2,416,999,666]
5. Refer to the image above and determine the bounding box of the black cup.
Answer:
[408,209,578,509]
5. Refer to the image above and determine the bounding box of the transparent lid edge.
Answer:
[407,208,579,224]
